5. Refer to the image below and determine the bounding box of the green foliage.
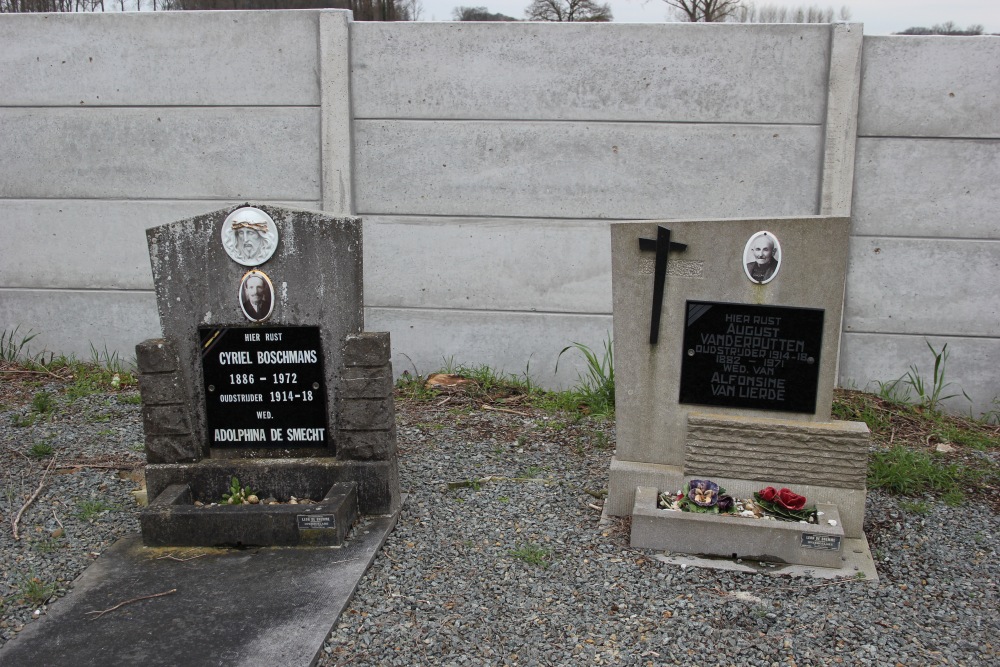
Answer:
[28,442,54,458]
[509,543,553,568]
[868,446,962,499]
[19,576,56,607]
[76,499,117,521]
[12,412,38,427]
[519,465,545,479]
[932,424,999,451]
[1,326,40,363]
[222,476,255,505]
[902,341,970,413]
[31,391,55,414]
[554,334,615,418]
[899,499,931,515]
[120,393,144,405]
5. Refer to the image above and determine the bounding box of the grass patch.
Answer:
[120,393,144,405]
[899,499,931,515]
[31,391,56,414]
[509,543,553,568]
[76,499,117,521]
[19,576,57,607]
[868,446,964,504]
[28,442,54,458]
[835,388,1000,509]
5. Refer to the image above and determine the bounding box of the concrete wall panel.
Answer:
[365,307,613,389]
[364,216,612,313]
[844,237,1000,337]
[0,289,161,363]
[351,23,830,123]
[0,200,321,290]
[354,121,823,218]
[0,108,321,200]
[859,36,1000,138]
[0,11,322,107]
[852,138,1000,239]
[839,333,999,417]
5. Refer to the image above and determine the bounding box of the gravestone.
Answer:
[607,216,871,569]
[136,204,399,547]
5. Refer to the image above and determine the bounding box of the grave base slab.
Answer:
[140,481,358,547]
[631,486,846,569]
[0,511,399,667]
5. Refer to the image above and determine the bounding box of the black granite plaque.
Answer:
[679,301,824,413]
[801,533,842,551]
[200,326,328,448]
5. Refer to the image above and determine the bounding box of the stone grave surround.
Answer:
[136,204,399,545]
[606,216,870,556]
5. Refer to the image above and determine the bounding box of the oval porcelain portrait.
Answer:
[239,270,274,322]
[743,231,781,285]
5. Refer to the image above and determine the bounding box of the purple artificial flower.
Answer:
[717,494,735,513]
[687,479,719,507]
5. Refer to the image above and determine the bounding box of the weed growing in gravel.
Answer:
[28,442,53,458]
[11,412,37,427]
[120,393,143,405]
[899,499,931,515]
[31,391,55,414]
[19,576,56,607]
[130,442,146,452]
[76,499,117,521]
[509,543,553,568]
[519,465,545,478]
[33,538,63,554]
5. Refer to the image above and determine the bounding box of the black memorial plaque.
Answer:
[678,301,824,414]
[200,326,328,448]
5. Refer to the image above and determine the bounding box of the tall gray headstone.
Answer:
[607,216,871,566]
[136,204,399,546]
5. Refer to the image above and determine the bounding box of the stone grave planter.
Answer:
[141,480,358,548]
[630,486,845,568]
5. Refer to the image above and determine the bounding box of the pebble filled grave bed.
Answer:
[0,371,997,666]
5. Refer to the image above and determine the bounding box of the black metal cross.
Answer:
[639,226,687,345]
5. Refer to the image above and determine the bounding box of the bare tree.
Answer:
[732,3,851,24]
[663,0,741,22]
[525,0,611,22]
[896,22,985,36]
[453,5,517,21]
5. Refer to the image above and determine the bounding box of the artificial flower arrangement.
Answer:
[658,479,818,523]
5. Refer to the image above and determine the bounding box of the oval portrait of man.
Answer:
[743,231,781,285]
[239,270,275,322]
[221,207,279,267]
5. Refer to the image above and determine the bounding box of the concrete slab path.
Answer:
[0,513,398,667]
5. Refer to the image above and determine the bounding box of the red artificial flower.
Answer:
[758,486,778,502]
[776,488,807,510]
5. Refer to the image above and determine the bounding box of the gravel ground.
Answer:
[1,382,998,666]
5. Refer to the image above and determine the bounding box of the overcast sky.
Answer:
[418,0,1000,35]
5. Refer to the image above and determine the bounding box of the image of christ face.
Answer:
[244,275,266,309]
[237,226,264,260]
[751,235,774,265]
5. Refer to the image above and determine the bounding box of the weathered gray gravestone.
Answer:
[136,203,399,546]
[607,216,873,571]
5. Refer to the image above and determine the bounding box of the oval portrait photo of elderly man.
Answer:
[239,270,274,322]
[743,231,782,284]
